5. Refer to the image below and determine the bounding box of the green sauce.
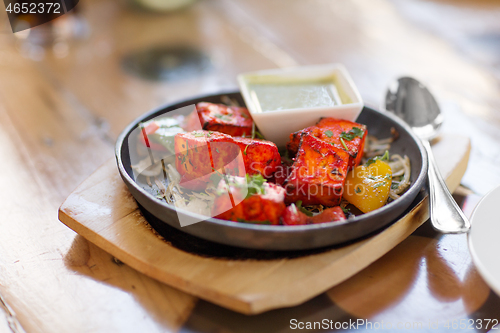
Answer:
[248,81,343,112]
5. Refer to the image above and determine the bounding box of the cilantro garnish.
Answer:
[340,127,364,141]
[255,131,265,139]
[373,181,387,188]
[295,200,313,217]
[340,137,349,151]
[245,174,266,198]
[214,114,233,121]
[324,130,334,138]
[366,150,390,166]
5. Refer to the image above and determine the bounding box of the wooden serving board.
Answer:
[58,134,470,315]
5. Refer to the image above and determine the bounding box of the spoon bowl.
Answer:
[385,77,444,141]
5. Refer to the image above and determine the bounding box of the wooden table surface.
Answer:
[1,0,500,332]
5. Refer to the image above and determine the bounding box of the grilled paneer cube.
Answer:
[174,131,281,190]
[175,131,243,190]
[232,137,281,178]
[184,102,253,136]
[283,134,350,206]
[213,176,286,225]
[287,117,367,167]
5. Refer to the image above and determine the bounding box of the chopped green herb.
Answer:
[193,132,205,137]
[214,114,233,121]
[340,127,364,141]
[255,131,265,139]
[391,183,400,190]
[295,200,313,217]
[374,181,387,188]
[245,174,266,198]
[366,150,390,166]
[324,130,334,138]
[355,186,362,194]
[340,137,349,151]
[244,144,250,155]
[341,206,350,214]
[215,148,220,153]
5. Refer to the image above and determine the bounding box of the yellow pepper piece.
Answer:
[343,160,392,213]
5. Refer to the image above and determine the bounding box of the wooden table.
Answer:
[1,0,500,332]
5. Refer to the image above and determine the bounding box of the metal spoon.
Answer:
[385,77,471,233]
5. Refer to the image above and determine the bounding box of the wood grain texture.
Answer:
[0,0,497,330]
[328,234,490,322]
[58,135,470,314]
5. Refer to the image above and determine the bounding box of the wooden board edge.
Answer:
[58,207,257,315]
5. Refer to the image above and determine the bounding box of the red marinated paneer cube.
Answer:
[184,102,253,136]
[283,134,350,207]
[212,176,286,225]
[175,131,243,190]
[174,131,280,190]
[287,117,367,167]
[232,137,281,178]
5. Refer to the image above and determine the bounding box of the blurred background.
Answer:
[2,0,499,198]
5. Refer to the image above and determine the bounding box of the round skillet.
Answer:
[116,91,428,250]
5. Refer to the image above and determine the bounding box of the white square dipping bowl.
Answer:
[237,63,364,147]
